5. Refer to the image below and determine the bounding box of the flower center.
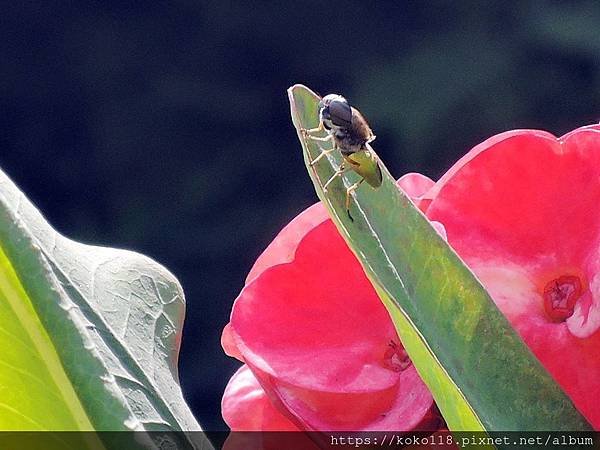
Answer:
[383,340,411,372]
[543,275,582,322]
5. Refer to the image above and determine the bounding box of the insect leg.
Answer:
[300,120,325,137]
[300,121,335,166]
[322,164,349,192]
[306,134,333,142]
[345,178,366,221]
[309,145,336,166]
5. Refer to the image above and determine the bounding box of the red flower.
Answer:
[222,123,600,435]
[221,174,442,433]
[424,124,600,428]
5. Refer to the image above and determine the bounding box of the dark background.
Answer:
[1,1,599,432]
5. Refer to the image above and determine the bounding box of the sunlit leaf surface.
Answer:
[289,84,592,436]
[0,169,213,449]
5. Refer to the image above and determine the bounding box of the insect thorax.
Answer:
[332,129,363,155]
[330,118,371,155]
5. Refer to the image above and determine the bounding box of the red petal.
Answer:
[425,129,555,204]
[222,365,301,431]
[258,363,434,431]
[560,123,600,140]
[504,284,600,428]
[233,220,398,390]
[429,128,600,272]
[397,172,435,197]
[230,218,433,430]
[223,204,329,363]
[426,126,600,428]
[246,172,435,285]
[222,323,244,361]
[246,203,329,284]
[397,172,435,210]
[222,367,322,450]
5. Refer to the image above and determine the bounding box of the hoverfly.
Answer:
[301,94,382,221]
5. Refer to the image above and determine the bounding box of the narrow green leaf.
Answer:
[0,169,213,449]
[288,84,592,435]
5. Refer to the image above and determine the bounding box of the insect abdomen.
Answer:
[345,148,382,188]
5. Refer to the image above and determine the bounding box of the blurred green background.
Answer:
[1,0,599,431]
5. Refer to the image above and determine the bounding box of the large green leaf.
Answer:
[0,169,213,450]
[288,84,592,435]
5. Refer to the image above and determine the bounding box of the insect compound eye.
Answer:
[319,94,352,128]
[319,94,341,108]
[327,98,352,128]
